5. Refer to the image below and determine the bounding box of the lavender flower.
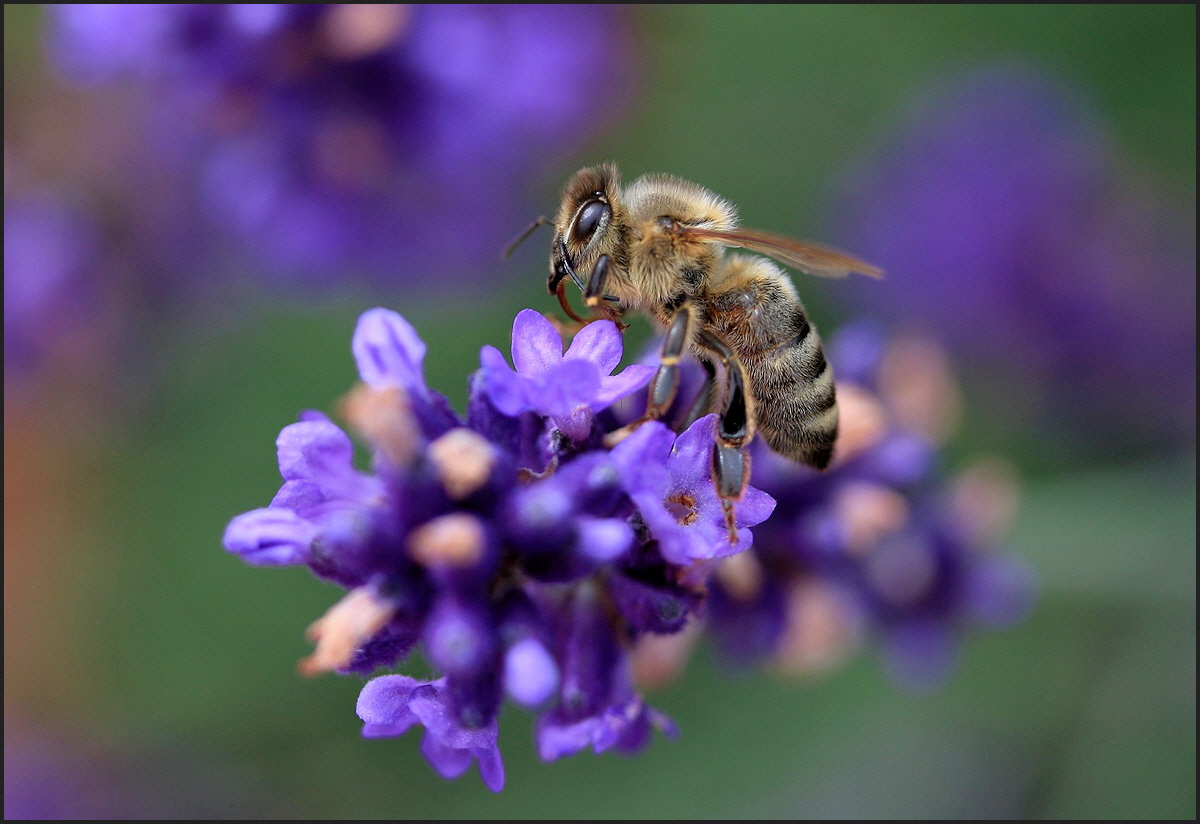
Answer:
[478,309,655,443]
[224,307,773,791]
[225,301,1031,789]
[829,61,1196,458]
[45,5,636,290]
[609,415,776,565]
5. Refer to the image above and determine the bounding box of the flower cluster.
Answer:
[225,308,774,790]
[44,5,634,290]
[224,306,1032,791]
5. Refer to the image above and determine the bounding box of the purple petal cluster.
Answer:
[829,61,1196,459]
[358,675,505,792]
[225,302,1034,789]
[479,309,656,443]
[45,5,635,290]
[224,307,774,791]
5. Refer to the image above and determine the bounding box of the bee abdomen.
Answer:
[748,317,838,470]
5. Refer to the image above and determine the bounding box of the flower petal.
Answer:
[563,317,622,374]
[538,359,602,420]
[609,420,674,486]
[356,674,425,736]
[223,507,314,566]
[667,414,718,491]
[269,478,325,512]
[478,345,526,416]
[734,486,777,528]
[504,638,559,707]
[409,689,498,750]
[275,416,355,483]
[474,744,506,793]
[535,715,603,762]
[593,363,655,409]
[510,308,562,376]
[420,732,474,779]
[352,308,428,391]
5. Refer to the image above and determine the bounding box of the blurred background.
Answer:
[4,5,1194,819]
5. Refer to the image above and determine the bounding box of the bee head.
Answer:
[548,163,620,294]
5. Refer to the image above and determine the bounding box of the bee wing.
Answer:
[683,226,884,279]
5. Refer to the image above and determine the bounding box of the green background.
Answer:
[5,5,1195,818]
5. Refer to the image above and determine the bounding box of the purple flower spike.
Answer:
[357,675,505,792]
[478,310,653,441]
[45,6,636,291]
[4,190,103,377]
[226,301,1034,792]
[830,62,1196,455]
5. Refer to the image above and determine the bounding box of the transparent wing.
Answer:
[682,226,884,279]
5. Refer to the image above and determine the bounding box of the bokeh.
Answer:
[5,5,1194,819]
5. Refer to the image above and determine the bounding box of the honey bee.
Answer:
[507,163,882,541]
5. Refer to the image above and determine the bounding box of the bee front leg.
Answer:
[697,331,754,544]
[582,254,627,329]
[603,305,696,447]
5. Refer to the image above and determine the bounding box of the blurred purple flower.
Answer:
[701,320,1035,690]
[829,62,1196,459]
[3,189,104,377]
[44,4,636,291]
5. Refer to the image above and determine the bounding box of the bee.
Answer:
[506,163,882,541]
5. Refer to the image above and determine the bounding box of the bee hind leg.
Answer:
[697,331,754,544]
[677,358,717,432]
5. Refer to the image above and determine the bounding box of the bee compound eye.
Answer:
[572,200,608,245]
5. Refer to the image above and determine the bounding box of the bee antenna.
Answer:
[503,216,552,259]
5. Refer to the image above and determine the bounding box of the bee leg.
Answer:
[603,305,696,447]
[582,255,627,329]
[583,254,611,307]
[677,358,717,432]
[697,331,753,544]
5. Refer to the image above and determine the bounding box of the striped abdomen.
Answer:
[703,259,838,469]
[743,315,837,469]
